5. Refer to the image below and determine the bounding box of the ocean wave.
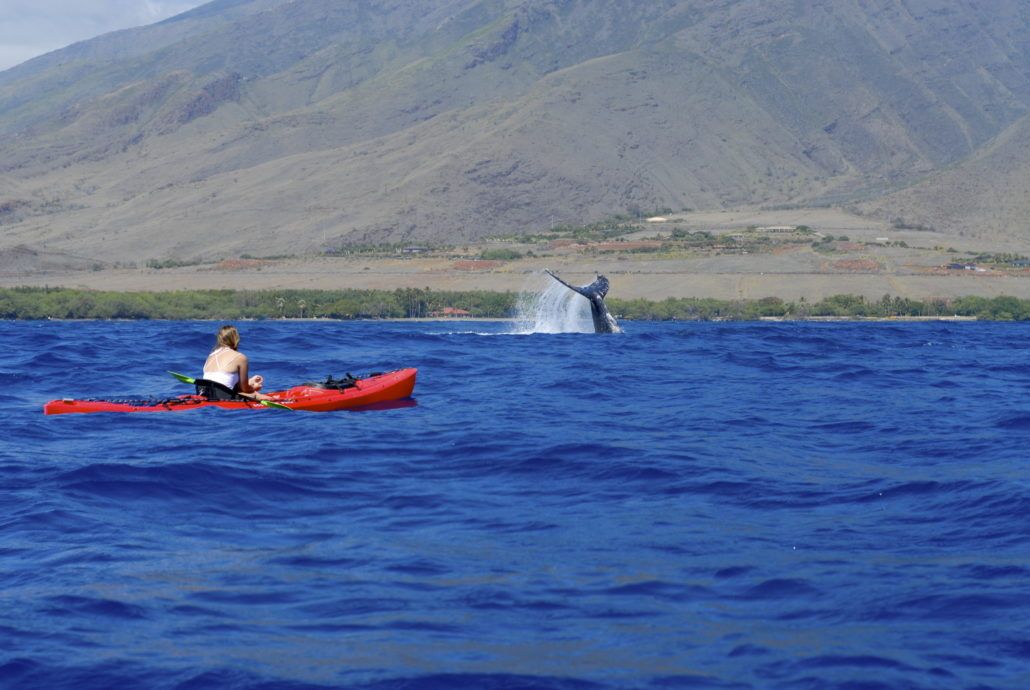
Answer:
[3,320,1030,688]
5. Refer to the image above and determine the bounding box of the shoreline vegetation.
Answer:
[3,287,1030,321]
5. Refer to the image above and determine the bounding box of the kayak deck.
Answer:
[44,368,417,415]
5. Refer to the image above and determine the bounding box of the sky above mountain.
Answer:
[0,0,205,70]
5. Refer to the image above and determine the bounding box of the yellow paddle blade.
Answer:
[260,400,294,411]
[167,371,195,384]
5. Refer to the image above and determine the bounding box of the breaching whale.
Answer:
[545,270,621,334]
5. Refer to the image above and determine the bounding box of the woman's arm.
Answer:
[235,354,270,400]
[236,355,257,394]
[236,354,252,391]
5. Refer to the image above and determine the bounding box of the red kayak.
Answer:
[44,368,417,415]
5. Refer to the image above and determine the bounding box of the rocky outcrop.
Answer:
[165,72,242,127]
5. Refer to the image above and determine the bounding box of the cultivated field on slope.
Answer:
[4,209,1028,302]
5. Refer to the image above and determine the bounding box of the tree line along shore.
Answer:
[2,287,1030,321]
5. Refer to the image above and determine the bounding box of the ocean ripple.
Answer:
[2,320,1029,689]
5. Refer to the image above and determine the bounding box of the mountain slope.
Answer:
[857,113,1030,241]
[2,0,1030,261]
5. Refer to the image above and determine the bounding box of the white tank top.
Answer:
[204,347,240,389]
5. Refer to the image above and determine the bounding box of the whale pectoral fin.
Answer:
[547,269,620,333]
[545,269,574,290]
[546,269,590,297]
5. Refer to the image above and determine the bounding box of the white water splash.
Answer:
[512,277,594,334]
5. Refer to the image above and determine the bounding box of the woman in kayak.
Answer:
[203,324,270,400]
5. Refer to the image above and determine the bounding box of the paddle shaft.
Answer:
[166,371,292,410]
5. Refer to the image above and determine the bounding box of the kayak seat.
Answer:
[194,378,243,401]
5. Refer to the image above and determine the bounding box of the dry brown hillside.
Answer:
[857,114,1030,241]
[1,0,1029,264]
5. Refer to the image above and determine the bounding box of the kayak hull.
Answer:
[44,368,417,415]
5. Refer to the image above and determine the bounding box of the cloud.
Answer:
[0,0,207,71]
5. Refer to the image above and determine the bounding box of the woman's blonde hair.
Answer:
[214,324,240,351]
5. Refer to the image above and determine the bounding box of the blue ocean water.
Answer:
[1,319,1028,690]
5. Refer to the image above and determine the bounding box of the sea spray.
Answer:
[513,276,593,333]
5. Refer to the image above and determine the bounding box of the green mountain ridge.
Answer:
[1,0,1029,261]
